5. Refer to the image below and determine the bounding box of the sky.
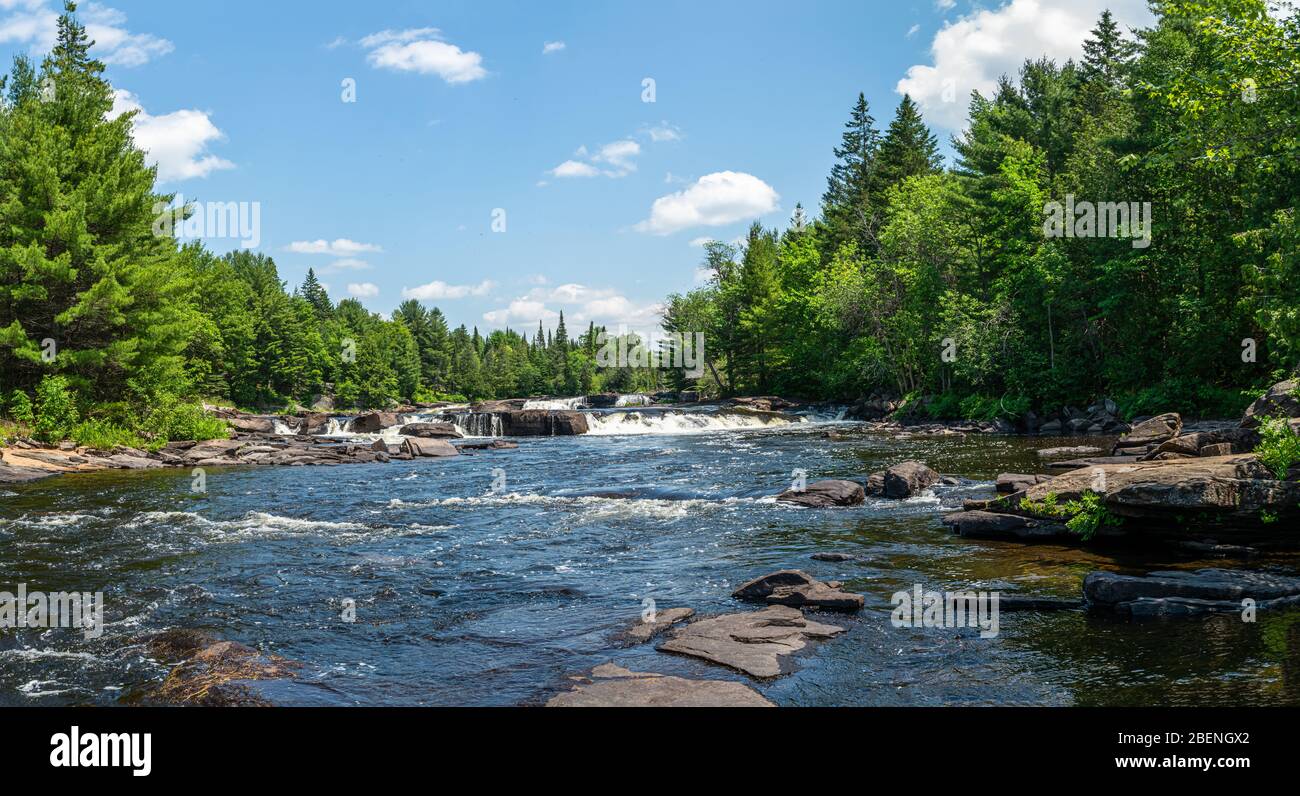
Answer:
[0,0,1172,337]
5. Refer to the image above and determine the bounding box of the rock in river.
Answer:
[547,663,772,707]
[775,479,864,507]
[399,421,463,439]
[864,460,941,498]
[402,438,460,457]
[619,607,695,644]
[1084,568,1300,613]
[658,605,846,678]
[732,569,864,611]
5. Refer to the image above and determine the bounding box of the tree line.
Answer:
[664,1,1298,419]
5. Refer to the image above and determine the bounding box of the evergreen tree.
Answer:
[820,92,882,256]
[874,94,943,198]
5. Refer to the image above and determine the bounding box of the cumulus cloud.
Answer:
[542,40,565,54]
[110,90,233,182]
[1,1,172,66]
[401,279,495,300]
[322,258,371,272]
[362,27,486,84]
[897,0,1154,130]
[550,139,641,179]
[286,239,383,256]
[347,282,379,298]
[481,283,664,334]
[550,159,600,178]
[635,171,779,235]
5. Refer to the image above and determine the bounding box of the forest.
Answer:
[0,1,1297,447]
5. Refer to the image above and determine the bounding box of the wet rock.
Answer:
[882,460,940,498]
[775,479,864,507]
[810,552,857,562]
[1084,568,1300,612]
[0,463,59,483]
[584,393,620,408]
[998,595,1083,611]
[659,605,845,678]
[105,454,163,469]
[498,410,589,436]
[996,473,1050,494]
[1241,379,1300,429]
[145,632,301,706]
[941,510,1072,541]
[456,440,519,451]
[546,663,773,707]
[402,438,460,457]
[298,412,331,435]
[350,412,402,433]
[619,607,695,644]
[731,570,864,612]
[1037,446,1103,459]
[400,421,463,438]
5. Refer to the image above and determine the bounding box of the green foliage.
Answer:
[1254,417,1300,479]
[140,394,229,443]
[33,374,78,443]
[1062,491,1119,541]
[6,389,34,424]
[70,418,146,451]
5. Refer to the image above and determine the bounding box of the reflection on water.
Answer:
[2,425,1298,706]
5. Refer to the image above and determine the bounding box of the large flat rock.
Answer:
[546,663,773,707]
[658,605,845,678]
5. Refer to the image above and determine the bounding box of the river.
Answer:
[3,410,1299,706]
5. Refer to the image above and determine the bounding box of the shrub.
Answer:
[1254,416,1300,479]
[7,389,35,425]
[70,419,147,450]
[141,394,229,442]
[33,375,79,443]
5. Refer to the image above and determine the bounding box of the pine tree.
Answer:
[300,268,332,319]
[1081,10,1133,87]
[820,92,882,257]
[874,94,943,199]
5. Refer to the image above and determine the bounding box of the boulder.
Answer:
[546,663,773,707]
[298,412,330,435]
[1241,379,1300,429]
[584,393,620,408]
[996,473,1051,494]
[619,607,695,644]
[228,416,275,434]
[1084,568,1300,615]
[882,460,940,498]
[731,570,864,612]
[498,410,589,436]
[775,479,864,507]
[402,438,460,457]
[400,422,463,439]
[941,510,1071,541]
[1111,412,1181,453]
[350,412,402,433]
[658,605,845,678]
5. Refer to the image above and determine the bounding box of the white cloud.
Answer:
[110,90,233,182]
[482,283,664,335]
[635,171,780,235]
[401,279,495,300]
[551,159,600,178]
[286,239,383,256]
[897,0,1154,130]
[936,0,956,10]
[362,27,486,84]
[542,40,565,54]
[549,138,641,179]
[347,282,379,298]
[643,122,683,142]
[323,258,372,272]
[906,24,921,37]
[0,1,172,66]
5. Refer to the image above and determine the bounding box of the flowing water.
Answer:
[3,413,1300,706]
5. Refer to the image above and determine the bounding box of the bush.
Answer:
[141,394,229,442]
[70,419,147,450]
[33,375,79,443]
[1115,379,1250,420]
[7,389,35,425]
[1255,417,1300,479]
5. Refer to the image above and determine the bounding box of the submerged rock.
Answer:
[658,605,846,678]
[546,663,773,707]
[775,479,864,507]
[732,569,864,611]
[810,552,857,562]
[1084,568,1300,608]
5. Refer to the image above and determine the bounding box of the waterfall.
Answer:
[613,394,651,407]
[435,412,503,437]
[522,397,587,410]
[584,409,808,436]
[272,419,297,435]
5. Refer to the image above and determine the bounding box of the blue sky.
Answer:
[1,0,1159,335]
